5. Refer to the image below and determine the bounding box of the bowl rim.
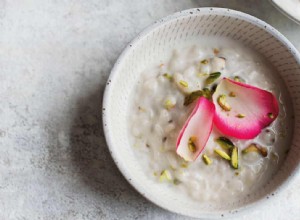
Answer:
[103,7,300,218]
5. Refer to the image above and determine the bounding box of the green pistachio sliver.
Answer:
[184,89,212,106]
[181,162,189,168]
[205,72,221,85]
[242,144,259,153]
[201,59,209,64]
[242,143,268,157]
[236,114,246,118]
[164,99,175,110]
[163,73,173,81]
[188,136,197,153]
[197,72,209,77]
[215,137,234,150]
[159,170,172,182]
[214,149,231,160]
[173,178,181,185]
[211,84,218,94]
[233,76,245,83]
[179,80,188,88]
[230,146,239,169]
[184,90,203,106]
[217,94,231,111]
[202,154,212,165]
[202,88,212,99]
[268,112,274,119]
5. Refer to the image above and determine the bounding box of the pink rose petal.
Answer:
[213,78,279,139]
[176,97,215,161]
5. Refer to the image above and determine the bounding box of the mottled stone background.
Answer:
[0,0,299,219]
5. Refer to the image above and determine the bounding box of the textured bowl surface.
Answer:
[103,8,300,218]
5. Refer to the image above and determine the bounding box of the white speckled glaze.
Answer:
[103,8,300,218]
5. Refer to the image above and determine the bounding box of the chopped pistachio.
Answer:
[153,172,158,176]
[181,161,189,168]
[233,76,245,83]
[188,136,197,153]
[164,99,175,110]
[201,59,209,64]
[214,149,231,160]
[202,88,212,99]
[159,170,172,182]
[197,72,209,77]
[229,91,236,97]
[235,172,239,176]
[231,146,239,169]
[242,143,268,157]
[163,73,173,81]
[268,113,274,119]
[202,154,212,165]
[205,72,221,85]
[217,94,231,111]
[179,80,188,88]
[184,90,203,106]
[159,63,164,67]
[184,89,212,106]
[173,178,181,185]
[170,165,176,171]
[211,84,218,94]
[216,137,234,150]
[242,144,259,154]
[236,114,246,118]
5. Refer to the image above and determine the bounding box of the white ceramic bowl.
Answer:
[103,8,300,218]
[270,0,300,25]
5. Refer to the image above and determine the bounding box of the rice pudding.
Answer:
[128,39,293,204]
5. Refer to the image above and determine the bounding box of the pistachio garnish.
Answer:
[164,99,175,110]
[242,143,268,157]
[214,149,231,160]
[179,80,188,88]
[231,146,239,169]
[202,154,212,165]
[205,72,221,85]
[163,73,173,81]
[236,114,246,118]
[184,89,212,106]
[201,59,209,64]
[184,90,203,106]
[215,137,234,150]
[233,76,245,83]
[268,113,274,119]
[202,88,212,99]
[173,178,181,185]
[197,72,209,77]
[229,91,236,97]
[159,170,172,182]
[181,161,189,168]
[217,94,231,111]
[188,136,197,153]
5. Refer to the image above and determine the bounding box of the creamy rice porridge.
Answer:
[128,38,293,204]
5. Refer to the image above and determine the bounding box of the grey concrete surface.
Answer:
[0,0,299,219]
